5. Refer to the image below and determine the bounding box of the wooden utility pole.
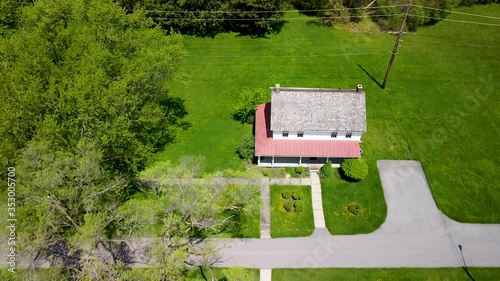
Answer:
[382,2,412,89]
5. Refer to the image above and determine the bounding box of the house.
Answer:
[255,84,366,167]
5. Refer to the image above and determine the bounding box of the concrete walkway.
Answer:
[310,172,326,228]
[260,269,272,281]
[260,178,271,239]
[217,160,500,268]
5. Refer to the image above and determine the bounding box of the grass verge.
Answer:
[272,267,500,281]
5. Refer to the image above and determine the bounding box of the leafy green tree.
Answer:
[231,88,269,124]
[0,0,187,277]
[373,0,451,31]
[117,0,287,37]
[0,0,21,30]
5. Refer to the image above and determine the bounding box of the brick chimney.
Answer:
[356,84,363,93]
[275,83,280,93]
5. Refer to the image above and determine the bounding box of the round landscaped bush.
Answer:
[281,191,292,199]
[347,203,362,216]
[341,158,368,181]
[294,201,305,212]
[291,192,303,200]
[283,202,293,212]
[319,160,335,178]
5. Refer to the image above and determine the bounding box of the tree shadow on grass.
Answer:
[358,64,383,89]
[338,168,361,183]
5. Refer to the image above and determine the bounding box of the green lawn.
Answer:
[151,4,500,223]
[273,268,500,281]
[321,158,387,234]
[270,185,314,238]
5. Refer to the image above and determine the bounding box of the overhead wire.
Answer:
[410,4,500,20]
[185,52,390,58]
[408,14,500,27]
[150,14,403,21]
[134,5,407,14]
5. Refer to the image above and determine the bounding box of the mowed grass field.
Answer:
[152,5,500,223]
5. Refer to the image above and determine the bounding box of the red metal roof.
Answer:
[255,103,361,157]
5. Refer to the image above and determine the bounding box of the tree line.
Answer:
[2,0,498,36]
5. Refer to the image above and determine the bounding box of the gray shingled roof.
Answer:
[270,86,367,132]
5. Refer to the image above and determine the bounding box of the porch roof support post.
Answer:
[326,156,329,162]
[272,156,274,166]
[299,156,302,165]
[258,156,261,165]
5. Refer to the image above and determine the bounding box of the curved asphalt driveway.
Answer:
[217,160,500,268]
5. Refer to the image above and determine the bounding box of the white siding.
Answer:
[273,130,362,141]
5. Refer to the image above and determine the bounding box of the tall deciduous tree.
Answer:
[116,0,287,37]
[0,0,187,276]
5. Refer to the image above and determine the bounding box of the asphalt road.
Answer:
[217,160,500,268]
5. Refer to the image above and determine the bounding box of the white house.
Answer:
[255,84,366,167]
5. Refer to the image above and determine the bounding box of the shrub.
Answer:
[285,167,299,178]
[294,201,305,212]
[295,166,305,175]
[291,192,303,200]
[281,191,292,199]
[341,158,368,181]
[319,160,334,178]
[347,203,362,216]
[262,168,270,177]
[236,134,254,162]
[283,202,293,212]
[231,89,269,124]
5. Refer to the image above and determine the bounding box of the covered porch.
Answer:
[257,156,345,168]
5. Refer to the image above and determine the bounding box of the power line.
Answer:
[151,14,403,21]
[408,14,500,27]
[410,4,500,20]
[134,5,407,14]
[185,52,389,58]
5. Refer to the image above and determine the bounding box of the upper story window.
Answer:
[346,132,352,138]
[282,131,289,137]
[297,131,304,137]
[331,132,337,138]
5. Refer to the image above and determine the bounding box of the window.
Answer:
[282,131,289,137]
[346,132,352,138]
[331,132,337,138]
[297,131,304,137]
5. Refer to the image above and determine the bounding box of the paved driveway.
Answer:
[217,160,500,268]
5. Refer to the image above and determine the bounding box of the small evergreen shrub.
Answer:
[319,160,334,178]
[347,203,362,216]
[283,202,293,212]
[281,191,292,199]
[294,201,305,212]
[236,134,254,162]
[341,158,368,180]
[291,192,303,200]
